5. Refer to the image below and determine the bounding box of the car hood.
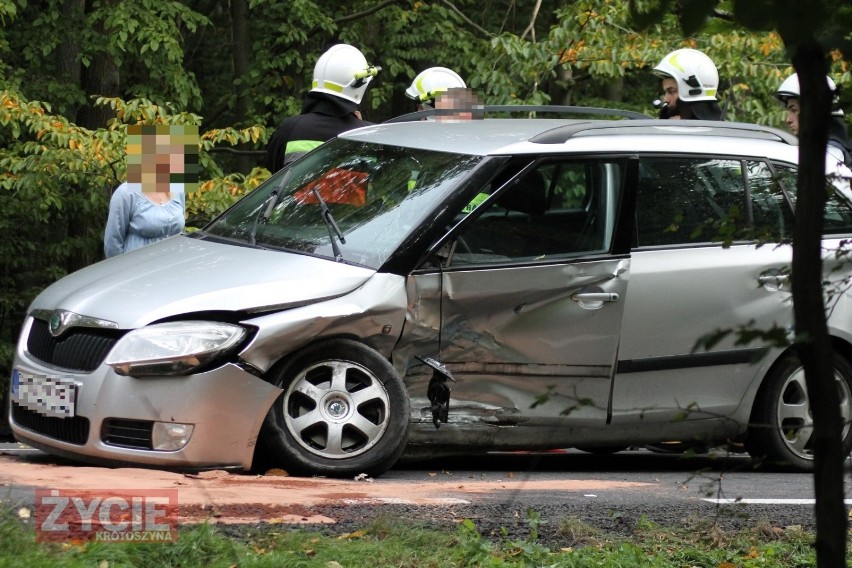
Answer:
[29,235,376,329]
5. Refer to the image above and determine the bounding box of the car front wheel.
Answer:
[255,339,410,478]
[747,354,852,471]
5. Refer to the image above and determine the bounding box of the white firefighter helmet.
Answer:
[653,48,719,102]
[405,67,467,107]
[311,44,380,104]
[775,73,843,116]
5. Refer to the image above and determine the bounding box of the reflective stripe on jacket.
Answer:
[265,92,372,172]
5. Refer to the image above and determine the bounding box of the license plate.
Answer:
[11,369,77,418]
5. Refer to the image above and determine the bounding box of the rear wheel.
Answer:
[746,354,852,471]
[256,339,410,477]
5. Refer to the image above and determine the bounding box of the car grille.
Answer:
[11,402,90,445]
[26,318,124,372]
[102,419,154,450]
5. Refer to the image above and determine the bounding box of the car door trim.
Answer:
[617,348,766,374]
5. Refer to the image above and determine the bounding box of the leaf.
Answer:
[628,0,672,30]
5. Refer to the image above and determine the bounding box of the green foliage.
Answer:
[677,0,718,36]
[0,90,269,384]
[237,0,337,123]
[0,501,840,567]
[0,90,116,387]
[3,0,210,120]
[188,167,269,224]
[86,1,211,110]
[629,0,671,31]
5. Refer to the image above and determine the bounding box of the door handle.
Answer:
[758,271,789,292]
[572,292,620,302]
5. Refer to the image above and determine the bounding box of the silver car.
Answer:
[9,116,852,477]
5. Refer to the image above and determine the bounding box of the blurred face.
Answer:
[434,88,482,122]
[785,98,800,136]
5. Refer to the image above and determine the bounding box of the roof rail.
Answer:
[384,104,649,124]
[529,119,799,146]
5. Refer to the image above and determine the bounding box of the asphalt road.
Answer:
[0,441,840,547]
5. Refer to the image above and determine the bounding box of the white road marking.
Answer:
[342,497,470,505]
[704,498,852,505]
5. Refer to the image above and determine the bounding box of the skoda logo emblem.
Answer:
[48,310,69,337]
[38,309,118,337]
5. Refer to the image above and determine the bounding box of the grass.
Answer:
[0,504,843,567]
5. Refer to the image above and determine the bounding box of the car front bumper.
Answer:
[9,332,282,470]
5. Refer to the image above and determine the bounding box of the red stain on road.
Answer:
[0,454,652,525]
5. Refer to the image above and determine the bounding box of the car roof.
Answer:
[340,117,799,162]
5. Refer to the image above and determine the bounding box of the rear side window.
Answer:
[630,157,846,247]
[746,161,794,240]
[774,164,852,235]
[635,158,750,247]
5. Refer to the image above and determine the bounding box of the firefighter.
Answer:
[774,73,851,166]
[265,44,380,172]
[653,48,723,121]
[405,67,467,111]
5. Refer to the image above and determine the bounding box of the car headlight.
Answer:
[105,321,247,377]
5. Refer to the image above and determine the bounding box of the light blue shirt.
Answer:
[104,182,186,258]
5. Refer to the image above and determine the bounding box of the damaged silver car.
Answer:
[9,115,852,477]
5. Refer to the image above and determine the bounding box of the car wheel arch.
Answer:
[250,337,412,477]
[746,344,852,470]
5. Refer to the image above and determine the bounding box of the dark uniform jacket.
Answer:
[265,92,372,172]
[828,117,852,167]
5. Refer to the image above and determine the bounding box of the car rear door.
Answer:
[612,156,797,425]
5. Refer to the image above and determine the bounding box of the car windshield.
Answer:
[202,138,483,268]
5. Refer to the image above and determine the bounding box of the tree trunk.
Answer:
[56,0,85,123]
[789,39,847,568]
[603,76,623,103]
[56,0,121,273]
[76,0,120,131]
[230,0,254,173]
[552,66,573,106]
[75,53,120,131]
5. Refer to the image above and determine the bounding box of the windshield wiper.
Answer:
[248,169,293,246]
[311,187,346,262]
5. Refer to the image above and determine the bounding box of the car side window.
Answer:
[745,160,794,241]
[635,157,748,247]
[774,164,852,235]
[449,160,622,265]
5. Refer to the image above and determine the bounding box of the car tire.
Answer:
[746,353,852,471]
[256,339,410,478]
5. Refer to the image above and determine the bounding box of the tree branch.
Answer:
[333,0,402,25]
[434,0,492,37]
[520,0,542,42]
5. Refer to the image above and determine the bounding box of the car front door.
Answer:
[402,158,630,443]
